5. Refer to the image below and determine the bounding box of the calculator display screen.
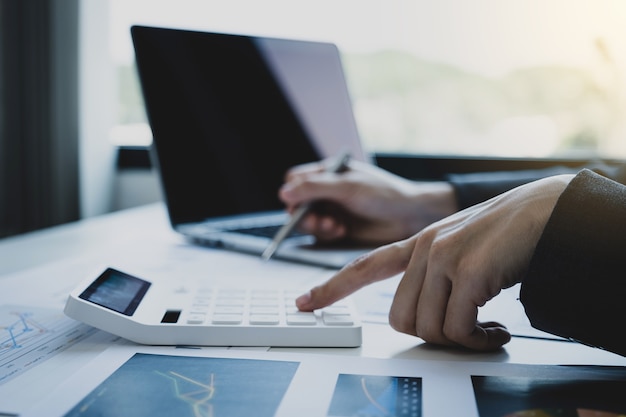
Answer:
[79,268,151,316]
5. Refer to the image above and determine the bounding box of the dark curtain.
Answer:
[0,0,80,238]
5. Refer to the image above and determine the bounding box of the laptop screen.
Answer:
[131,26,365,225]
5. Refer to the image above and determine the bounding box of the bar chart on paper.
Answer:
[0,305,98,385]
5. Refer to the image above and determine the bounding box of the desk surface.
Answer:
[2,203,625,415]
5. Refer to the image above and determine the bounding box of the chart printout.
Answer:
[0,305,98,385]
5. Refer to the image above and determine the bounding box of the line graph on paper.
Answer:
[0,305,98,385]
[63,353,299,417]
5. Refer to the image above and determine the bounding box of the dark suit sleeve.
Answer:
[520,169,626,356]
[446,162,626,209]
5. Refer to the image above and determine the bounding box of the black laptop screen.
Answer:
[131,26,335,225]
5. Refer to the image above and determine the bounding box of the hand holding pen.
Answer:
[261,151,351,261]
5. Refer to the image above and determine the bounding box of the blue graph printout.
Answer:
[64,353,299,417]
[327,374,422,417]
[0,305,98,385]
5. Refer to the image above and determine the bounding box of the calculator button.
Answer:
[322,313,354,326]
[216,298,245,307]
[322,305,350,315]
[286,312,317,325]
[284,306,299,313]
[251,290,280,297]
[249,314,280,325]
[217,289,246,297]
[250,307,279,315]
[211,314,243,324]
[189,307,209,315]
[192,298,211,307]
[251,298,279,306]
[213,306,244,315]
[186,314,206,325]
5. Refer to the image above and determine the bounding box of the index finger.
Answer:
[296,240,414,311]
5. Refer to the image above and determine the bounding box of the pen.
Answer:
[261,151,352,261]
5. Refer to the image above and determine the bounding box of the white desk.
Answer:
[2,203,625,416]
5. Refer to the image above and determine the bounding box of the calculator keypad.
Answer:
[183,288,355,327]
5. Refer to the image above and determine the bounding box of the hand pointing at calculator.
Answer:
[281,156,576,352]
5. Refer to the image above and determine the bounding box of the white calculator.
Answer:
[64,267,362,347]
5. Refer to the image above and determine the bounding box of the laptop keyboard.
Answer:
[230,224,282,238]
[230,224,305,238]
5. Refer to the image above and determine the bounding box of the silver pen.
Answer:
[261,151,351,261]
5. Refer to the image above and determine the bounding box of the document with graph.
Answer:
[0,305,98,385]
[21,345,626,417]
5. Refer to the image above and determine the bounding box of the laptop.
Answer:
[131,25,372,268]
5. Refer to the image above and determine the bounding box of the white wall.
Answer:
[78,1,117,218]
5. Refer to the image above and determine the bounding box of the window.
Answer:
[110,0,626,159]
